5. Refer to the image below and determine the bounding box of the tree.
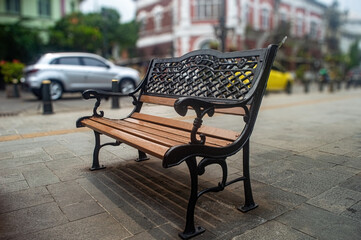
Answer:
[48,9,139,58]
[48,12,102,53]
[347,39,361,69]
[0,22,43,63]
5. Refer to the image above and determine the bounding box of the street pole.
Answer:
[220,0,226,52]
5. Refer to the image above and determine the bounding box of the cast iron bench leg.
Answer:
[179,157,205,239]
[90,131,105,171]
[90,131,121,171]
[136,150,150,162]
[238,140,258,212]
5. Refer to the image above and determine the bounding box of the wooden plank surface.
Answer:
[131,113,238,141]
[92,117,230,147]
[140,95,247,115]
[81,118,168,159]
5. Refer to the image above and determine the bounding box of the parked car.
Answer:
[267,63,294,94]
[24,52,141,100]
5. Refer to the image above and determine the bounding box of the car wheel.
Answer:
[119,78,135,94]
[50,81,63,100]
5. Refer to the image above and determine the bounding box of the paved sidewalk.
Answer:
[0,87,361,239]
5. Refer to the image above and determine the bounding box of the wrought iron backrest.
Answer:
[142,46,276,104]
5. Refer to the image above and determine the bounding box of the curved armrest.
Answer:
[82,89,138,117]
[174,97,249,116]
[174,97,249,145]
[82,89,133,99]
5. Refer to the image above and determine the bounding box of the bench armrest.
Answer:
[82,89,138,117]
[174,97,249,145]
[82,89,136,99]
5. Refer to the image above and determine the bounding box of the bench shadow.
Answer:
[85,159,266,239]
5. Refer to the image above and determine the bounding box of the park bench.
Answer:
[76,44,278,239]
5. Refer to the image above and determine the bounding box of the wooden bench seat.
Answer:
[77,45,278,239]
[81,113,238,159]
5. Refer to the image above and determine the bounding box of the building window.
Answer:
[137,11,147,33]
[280,12,288,25]
[6,0,20,14]
[296,17,303,36]
[261,8,270,30]
[244,4,250,24]
[309,21,318,39]
[153,6,163,32]
[194,0,221,20]
[38,0,51,17]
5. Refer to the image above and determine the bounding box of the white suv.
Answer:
[24,52,140,100]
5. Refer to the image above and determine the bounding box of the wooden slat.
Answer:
[215,107,246,115]
[140,95,176,106]
[131,113,238,141]
[140,95,247,115]
[124,118,231,147]
[81,119,168,159]
[90,117,187,147]
[91,117,229,147]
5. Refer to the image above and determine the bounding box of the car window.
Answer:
[82,57,108,67]
[52,57,81,65]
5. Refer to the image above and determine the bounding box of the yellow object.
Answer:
[42,80,51,84]
[267,64,294,92]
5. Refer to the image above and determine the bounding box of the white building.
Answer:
[135,0,326,59]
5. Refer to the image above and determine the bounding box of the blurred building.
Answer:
[0,0,83,41]
[340,16,361,54]
[135,0,326,60]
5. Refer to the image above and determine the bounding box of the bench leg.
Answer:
[179,157,205,240]
[238,140,258,212]
[90,131,121,171]
[90,131,105,171]
[135,150,150,162]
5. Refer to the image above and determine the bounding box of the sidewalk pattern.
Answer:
[1,88,361,239]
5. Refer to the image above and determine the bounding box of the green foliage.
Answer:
[48,12,102,52]
[296,64,307,80]
[347,39,361,69]
[0,60,25,84]
[48,9,139,56]
[0,23,44,63]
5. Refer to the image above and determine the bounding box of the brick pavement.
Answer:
[0,86,361,239]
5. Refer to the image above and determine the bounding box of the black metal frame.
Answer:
[76,45,278,239]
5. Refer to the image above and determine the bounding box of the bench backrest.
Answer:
[139,45,278,115]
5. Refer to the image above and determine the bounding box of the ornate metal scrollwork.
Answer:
[93,96,104,117]
[197,157,228,198]
[174,98,215,145]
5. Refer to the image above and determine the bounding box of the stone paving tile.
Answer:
[0,155,47,170]
[45,157,86,170]
[0,172,24,184]
[22,166,60,187]
[0,202,68,240]
[14,213,131,240]
[0,186,54,214]
[77,176,152,235]
[343,156,361,170]
[299,149,354,165]
[0,180,29,194]
[0,151,13,160]
[273,167,354,198]
[251,159,301,185]
[232,220,315,240]
[339,173,361,192]
[60,200,105,222]
[342,201,361,222]
[47,181,104,221]
[307,186,361,214]
[277,204,361,240]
